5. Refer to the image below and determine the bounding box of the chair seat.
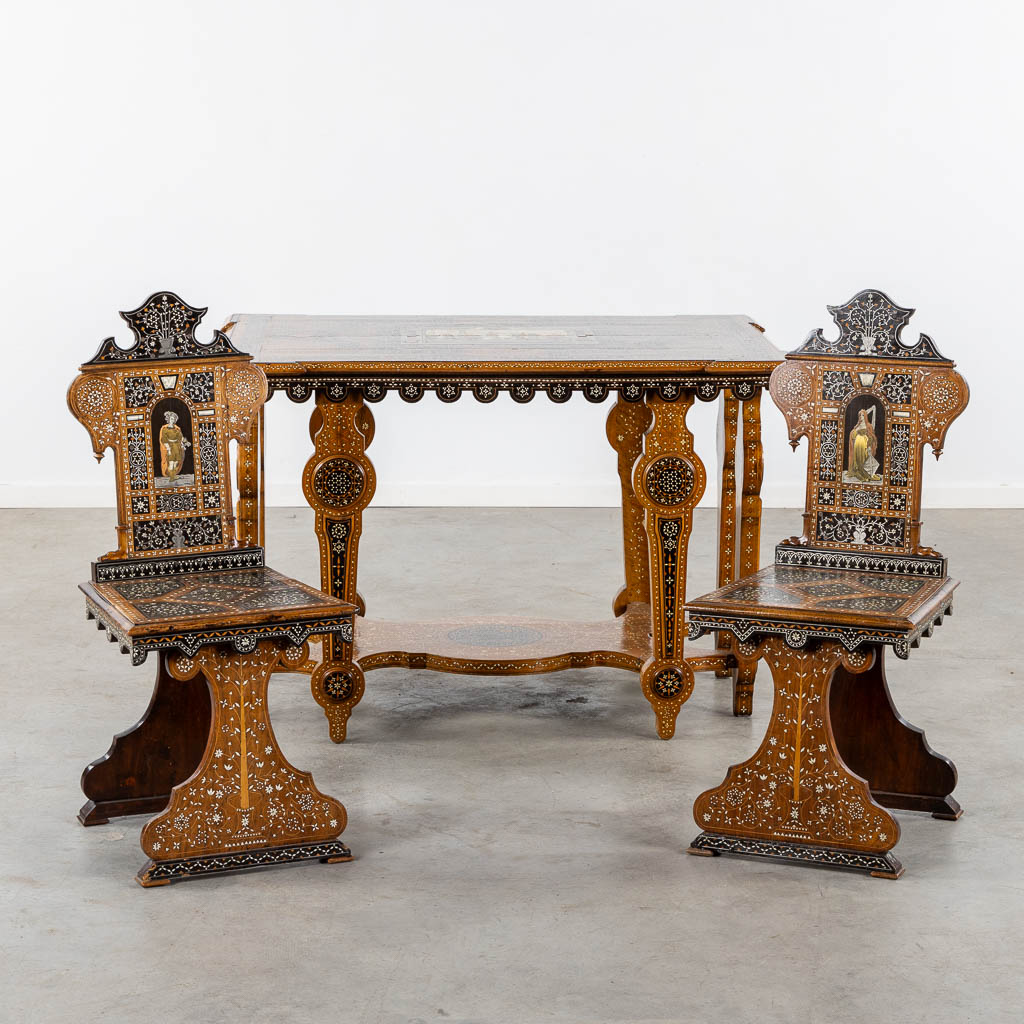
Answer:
[685,564,957,653]
[81,566,356,665]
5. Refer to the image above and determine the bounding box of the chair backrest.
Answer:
[768,289,968,577]
[68,291,268,579]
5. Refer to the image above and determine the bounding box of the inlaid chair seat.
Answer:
[686,565,956,658]
[82,567,352,667]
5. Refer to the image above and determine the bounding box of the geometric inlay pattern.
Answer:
[99,567,342,624]
[644,456,695,507]
[312,458,365,509]
[692,565,932,621]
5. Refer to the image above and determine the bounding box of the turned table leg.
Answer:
[633,391,707,739]
[302,391,375,741]
[689,638,904,878]
[830,646,962,819]
[607,395,653,617]
[137,642,350,886]
[78,653,210,826]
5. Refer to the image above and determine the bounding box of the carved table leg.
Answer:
[78,653,210,826]
[302,391,374,741]
[689,638,904,878]
[606,396,653,616]
[634,392,706,739]
[714,395,740,676]
[730,390,765,716]
[830,646,961,819]
[136,642,351,887]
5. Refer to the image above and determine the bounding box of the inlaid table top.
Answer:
[226,314,782,374]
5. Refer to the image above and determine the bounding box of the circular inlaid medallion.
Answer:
[921,373,960,413]
[312,458,365,509]
[323,671,355,701]
[644,456,695,507]
[651,667,685,699]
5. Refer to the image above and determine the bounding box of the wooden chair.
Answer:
[69,291,359,886]
[684,289,968,878]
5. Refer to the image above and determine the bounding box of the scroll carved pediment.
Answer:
[794,290,951,362]
[84,292,245,365]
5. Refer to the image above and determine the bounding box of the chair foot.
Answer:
[685,844,718,858]
[79,796,173,827]
[932,796,964,821]
[136,840,353,887]
[688,831,904,879]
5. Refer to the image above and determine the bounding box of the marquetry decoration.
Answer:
[137,642,351,886]
[270,369,775,406]
[235,406,264,548]
[772,289,968,573]
[793,290,948,362]
[265,322,777,739]
[68,292,267,564]
[302,391,376,741]
[689,638,903,877]
[85,292,246,364]
[633,393,707,739]
[72,292,358,885]
[82,566,356,666]
[685,289,967,877]
[606,396,653,617]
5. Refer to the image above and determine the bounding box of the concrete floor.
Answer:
[0,506,1021,1024]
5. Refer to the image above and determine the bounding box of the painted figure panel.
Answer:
[151,396,195,488]
[842,395,884,486]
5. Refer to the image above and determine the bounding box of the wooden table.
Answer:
[224,315,782,738]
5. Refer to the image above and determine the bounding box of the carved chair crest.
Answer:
[769,289,968,577]
[68,292,269,571]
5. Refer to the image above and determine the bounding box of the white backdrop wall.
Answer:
[2,0,1021,509]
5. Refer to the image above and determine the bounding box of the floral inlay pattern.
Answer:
[821,370,854,401]
[816,512,905,549]
[197,421,220,485]
[693,638,897,851]
[795,289,947,361]
[141,643,346,862]
[817,421,838,481]
[123,376,156,407]
[132,514,223,553]
[183,371,215,403]
[880,374,912,405]
[126,426,149,490]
